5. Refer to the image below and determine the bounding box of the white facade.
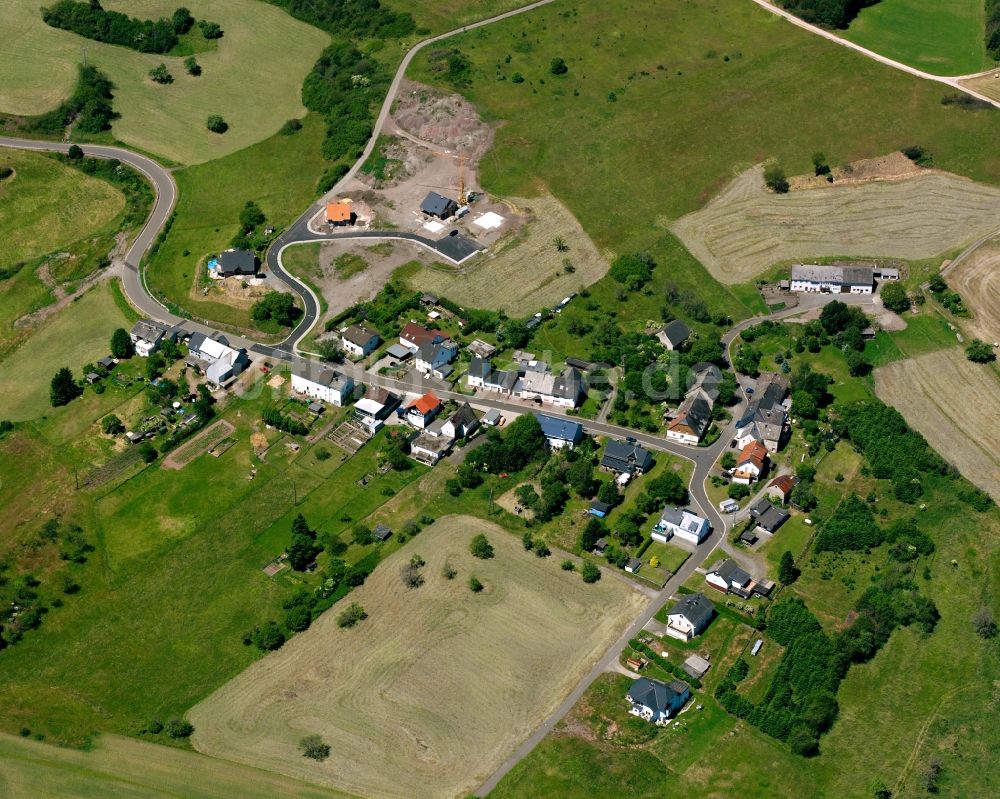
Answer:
[665,613,698,641]
[291,369,354,407]
[789,264,874,294]
[661,508,710,545]
[666,427,700,446]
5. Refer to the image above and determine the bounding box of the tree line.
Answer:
[31,65,117,136]
[266,0,415,39]
[988,0,1000,59]
[777,0,881,29]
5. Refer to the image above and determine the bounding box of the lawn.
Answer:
[189,515,646,799]
[0,282,133,421]
[0,733,354,799]
[144,114,328,330]
[843,0,990,76]
[0,150,123,267]
[408,0,1000,319]
[1,1,329,165]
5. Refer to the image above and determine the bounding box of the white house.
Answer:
[341,324,380,358]
[664,592,715,641]
[656,507,710,545]
[291,363,354,406]
[626,677,690,725]
[129,319,168,357]
[732,440,768,485]
[705,558,754,597]
[352,386,400,434]
[666,396,712,445]
[414,340,458,375]
[517,366,585,408]
[409,426,455,465]
[187,333,249,386]
[441,403,478,439]
[790,264,874,294]
[466,356,491,389]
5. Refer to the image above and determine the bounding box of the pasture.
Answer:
[874,348,1000,501]
[1,1,328,164]
[0,150,123,267]
[0,733,352,799]
[842,0,989,75]
[0,282,133,420]
[408,194,609,312]
[946,239,1000,344]
[671,165,1000,284]
[189,515,646,799]
[408,0,1000,309]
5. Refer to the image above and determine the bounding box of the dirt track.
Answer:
[874,350,1000,501]
[672,165,1000,284]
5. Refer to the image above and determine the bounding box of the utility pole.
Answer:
[488,485,494,516]
[292,480,297,505]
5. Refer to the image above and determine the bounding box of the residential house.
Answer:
[467,339,496,359]
[732,440,768,484]
[601,439,653,476]
[415,339,458,376]
[656,507,710,545]
[341,324,380,358]
[404,391,443,429]
[399,322,449,353]
[665,592,715,640]
[129,319,168,357]
[409,427,454,465]
[214,248,258,278]
[482,367,518,396]
[353,386,400,433]
[790,264,874,294]
[704,558,754,597]
[518,366,586,409]
[734,377,787,452]
[766,474,798,504]
[626,677,690,725]
[187,332,249,386]
[420,191,459,219]
[291,362,354,406]
[655,319,691,351]
[466,356,491,389]
[325,200,355,226]
[441,403,478,439]
[535,413,584,450]
[666,396,712,445]
[751,499,790,535]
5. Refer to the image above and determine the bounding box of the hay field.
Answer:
[671,165,1000,284]
[947,241,1000,344]
[1,1,328,164]
[0,733,352,799]
[959,73,1000,102]
[0,282,132,420]
[409,195,609,312]
[874,349,1000,500]
[0,150,123,267]
[190,515,645,799]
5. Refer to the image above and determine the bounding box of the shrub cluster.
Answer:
[42,1,179,53]
[32,65,117,135]
[777,0,881,30]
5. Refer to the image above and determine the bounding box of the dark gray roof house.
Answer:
[601,439,653,474]
[467,355,491,381]
[749,497,774,519]
[657,319,691,350]
[216,248,258,277]
[755,504,790,534]
[627,677,690,722]
[420,191,459,219]
[373,524,392,542]
[667,592,715,633]
[97,356,116,371]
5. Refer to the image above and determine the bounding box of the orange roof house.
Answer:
[405,391,443,428]
[732,440,768,484]
[409,391,441,415]
[325,200,354,225]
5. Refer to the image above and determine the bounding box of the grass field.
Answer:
[407,0,1000,316]
[671,165,1000,284]
[874,348,1000,500]
[408,194,610,312]
[0,282,132,420]
[0,733,353,799]
[1,1,328,164]
[189,515,646,799]
[946,239,1000,344]
[392,0,534,33]
[145,115,328,329]
[843,0,989,76]
[0,150,123,267]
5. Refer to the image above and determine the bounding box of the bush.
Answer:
[251,291,301,327]
[165,719,194,739]
[299,734,331,761]
[336,602,367,628]
[146,718,163,735]
[581,560,601,583]
[101,414,124,435]
[184,56,201,77]
[609,252,655,289]
[198,19,223,39]
[251,621,285,651]
[469,575,484,592]
[549,57,568,75]
[172,7,194,34]
[149,64,173,84]
[470,533,494,559]
[764,163,789,193]
[49,367,82,407]
[66,144,84,160]
[561,560,575,571]
[280,118,303,135]
[880,281,910,313]
[973,606,998,639]
[966,339,996,363]
[206,115,228,134]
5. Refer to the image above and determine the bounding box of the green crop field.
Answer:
[407,0,1000,322]
[0,282,133,420]
[843,0,990,76]
[0,733,353,799]
[0,150,123,267]
[1,0,329,165]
